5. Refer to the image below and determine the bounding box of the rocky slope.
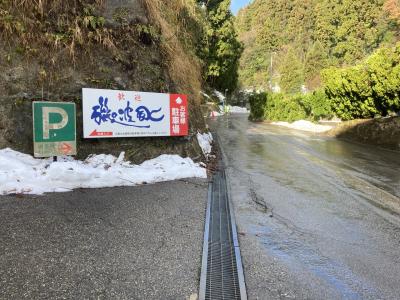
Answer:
[0,0,206,162]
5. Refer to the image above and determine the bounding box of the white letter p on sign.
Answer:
[42,107,69,139]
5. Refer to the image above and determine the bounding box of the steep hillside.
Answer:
[0,0,206,162]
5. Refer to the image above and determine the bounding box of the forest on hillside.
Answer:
[236,0,400,92]
[237,0,400,122]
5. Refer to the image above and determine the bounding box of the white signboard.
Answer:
[82,88,189,138]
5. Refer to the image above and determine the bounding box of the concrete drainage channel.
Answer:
[199,169,247,300]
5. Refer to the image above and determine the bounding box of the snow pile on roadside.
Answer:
[210,105,248,117]
[219,105,248,113]
[197,132,213,157]
[0,148,207,195]
[214,90,226,101]
[229,106,249,113]
[271,120,332,133]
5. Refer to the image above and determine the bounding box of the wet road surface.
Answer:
[211,114,400,300]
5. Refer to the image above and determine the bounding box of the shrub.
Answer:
[302,89,333,121]
[248,90,333,123]
[265,94,307,122]
[322,43,400,120]
[322,66,378,120]
[248,92,268,121]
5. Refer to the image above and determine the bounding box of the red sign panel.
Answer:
[169,94,189,136]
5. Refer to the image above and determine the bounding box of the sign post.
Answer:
[32,102,76,157]
[82,88,189,138]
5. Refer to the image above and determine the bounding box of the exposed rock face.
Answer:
[0,1,205,162]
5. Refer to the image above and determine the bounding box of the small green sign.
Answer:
[33,102,76,157]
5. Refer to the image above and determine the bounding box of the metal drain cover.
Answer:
[199,170,247,300]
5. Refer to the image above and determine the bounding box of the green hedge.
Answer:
[302,90,333,121]
[248,92,269,121]
[248,90,332,122]
[265,94,307,122]
[249,44,400,123]
[322,43,400,120]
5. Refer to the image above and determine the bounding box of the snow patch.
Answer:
[197,132,213,157]
[200,91,211,99]
[271,120,332,133]
[0,148,207,195]
[229,106,249,113]
[214,90,226,102]
[210,105,248,117]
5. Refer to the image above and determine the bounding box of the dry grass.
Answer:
[5,0,103,16]
[1,0,204,89]
[0,0,114,61]
[142,0,203,106]
[1,0,205,111]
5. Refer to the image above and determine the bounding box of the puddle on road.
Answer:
[249,224,381,300]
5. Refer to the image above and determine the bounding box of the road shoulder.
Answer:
[0,179,207,299]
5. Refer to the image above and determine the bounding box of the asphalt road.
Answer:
[211,114,400,300]
[0,179,207,299]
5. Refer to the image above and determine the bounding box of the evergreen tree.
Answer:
[385,0,400,22]
[279,47,304,94]
[235,0,398,90]
[315,0,389,63]
[197,0,243,91]
[257,18,282,52]
[304,41,328,89]
[384,0,400,34]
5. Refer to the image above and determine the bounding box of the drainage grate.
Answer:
[199,170,247,300]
